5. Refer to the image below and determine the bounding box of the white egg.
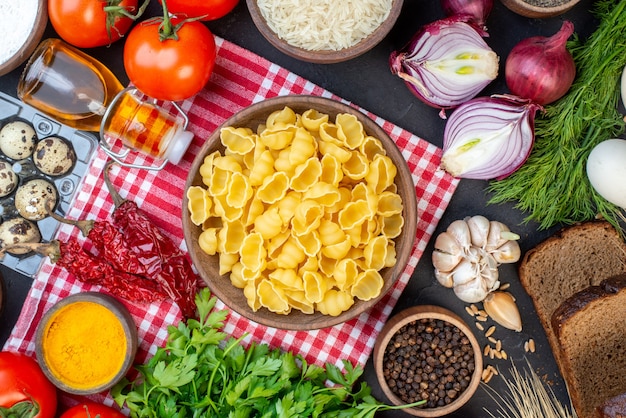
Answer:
[586,138,626,209]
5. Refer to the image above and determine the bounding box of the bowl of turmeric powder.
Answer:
[35,292,138,395]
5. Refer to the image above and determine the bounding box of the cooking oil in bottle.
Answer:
[17,38,123,131]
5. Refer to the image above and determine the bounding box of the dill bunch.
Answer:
[488,0,626,231]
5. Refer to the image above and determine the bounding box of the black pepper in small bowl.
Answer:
[373,306,483,417]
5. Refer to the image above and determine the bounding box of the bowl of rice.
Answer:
[246,0,404,63]
[0,0,48,76]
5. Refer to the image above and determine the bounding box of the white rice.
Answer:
[0,0,39,65]
[257,0,393,51]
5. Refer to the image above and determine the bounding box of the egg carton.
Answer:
[0,91,97,277]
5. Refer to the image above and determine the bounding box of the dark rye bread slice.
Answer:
[551,275,626,418]
[518,221,626,370]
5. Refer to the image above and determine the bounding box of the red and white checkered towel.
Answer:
[4,37,458,389]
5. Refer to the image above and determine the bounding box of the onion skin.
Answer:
[390,15,499,111]
[505,21,576,106]
[440,0,493,28]
[441,94,543,180]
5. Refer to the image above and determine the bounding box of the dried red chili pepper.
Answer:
[104,161,199,319]
[1,239,168,303]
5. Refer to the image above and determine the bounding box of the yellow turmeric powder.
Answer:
[41,300,127,390]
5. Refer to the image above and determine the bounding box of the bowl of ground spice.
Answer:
[373,305,483,417]
[0,0,48,76]
[500,0,581,18]
[35,292,138,395]
[246,0,404,63]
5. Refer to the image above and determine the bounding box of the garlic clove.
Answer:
[466,215,490,248]
[485,221,520,252]
[483,291,522,332]
[491,240,521,264]
[446,220,472,252]
[432,249,463,273]
[451,259,479,286]
[434,231,464,256]
[454,279,489,303]
[435,269,454,288]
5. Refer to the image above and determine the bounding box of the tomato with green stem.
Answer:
[158,0,239,20]
[48,0,149,48]
[59,401,126,418]
[123,6,217,102]
[0,351,57,418]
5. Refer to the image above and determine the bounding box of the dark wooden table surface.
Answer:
[0,0,600,416]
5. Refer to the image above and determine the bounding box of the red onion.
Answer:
[440,0,493,28]
[390,16,499,113]
[505,21,576,106]
[441,95,543,180]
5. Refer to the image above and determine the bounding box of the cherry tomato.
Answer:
[160,0,239,20]
[60,401,126,418]
[48,0,138,48]
[0,351,57,418]
[123,18,217,101]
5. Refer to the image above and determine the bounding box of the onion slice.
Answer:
[441,95,543,180]
[440,0,494,29]
[390,16,499,112]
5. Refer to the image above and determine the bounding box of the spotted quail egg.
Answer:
[14,178,58,221]
[0,161,17,197]
[33,136,77,176]
[0,121,37,160]
[0,217,41,255]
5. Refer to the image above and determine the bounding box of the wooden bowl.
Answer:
[35,292,138,395]
[183,95,418,330]
[246,0,404,63]
[373,305,483,417]
[500,0,580,18]
[0,0,48,76]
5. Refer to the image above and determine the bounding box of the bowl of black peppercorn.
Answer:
[373,305,483,417]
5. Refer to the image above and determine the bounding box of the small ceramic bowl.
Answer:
[183,95,418,330]
[500,0,580,18]
[246,0,404,63]
[35,292,138,395]
[0,0,48,76]
[373,305,483,417]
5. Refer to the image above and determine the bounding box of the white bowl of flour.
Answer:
[0,0,48,76]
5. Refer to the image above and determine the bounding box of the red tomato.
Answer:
[48,0,138,48]
[60,401,126,418]
[0,352,57,418]
[123,18,217,101]
[160,0,239,20]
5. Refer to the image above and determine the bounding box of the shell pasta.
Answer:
[187,106,405,316]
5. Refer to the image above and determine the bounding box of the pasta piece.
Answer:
[260,125,295,150]
[352,182,378,216]
[351,269,384,301]
[292,200,323,236]
[209,165,232,197]
[381,213,404,239]
[258,279,290,314]
[275,190,301,224]
[319,139,351,163]
[257,171,289,204]
[360,135,386,160]
[377,191,403,216]
[220,126,256,155]
[213,193,243,222]
[218,252,239,276]
[316,289,354,316]
[267,106,297,128]
[333,258,359,291]
[363,235,389,270]
[198,228,219,255]
[338,200,371,230]
[318,250,339,276]
[275,236,306,269]
[302,270,327,304]
[199,150,219,187]
[318,218,346,246]
[286,291,315,314]
[301,109,328,132]
[254,207,283,240]
[319,122,341,144]
[288,127,316,166]
[220,220,246,254]
[242,196,265,227]
[229,262,245,289]
[320,236,351,260]
[384,240,397,268]
[269,268,303,291]
[290,157,322,192]
[346,218,379,247]
[342,150,369,180]
[293,229,321,257]
[303,182,341,207]
[366,154,397,194]
[186,185,212,226]
[320,153,344,186]
[248,149,275,186]
[240,232,267,272]
[226,172,253,209]
[213,154,243,173]
[244,279,261,311]
[336,113,365,149]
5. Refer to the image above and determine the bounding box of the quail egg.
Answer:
[14,178,58,221]
[0,120,37,160]
[0,161,17,197]
[0,217,41,255]
[33,136,77,177]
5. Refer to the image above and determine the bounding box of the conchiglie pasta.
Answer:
[188,106,405,316]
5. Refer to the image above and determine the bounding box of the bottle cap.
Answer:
[165,129,194,164]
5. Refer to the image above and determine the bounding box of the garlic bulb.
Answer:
[432,215,521,303]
